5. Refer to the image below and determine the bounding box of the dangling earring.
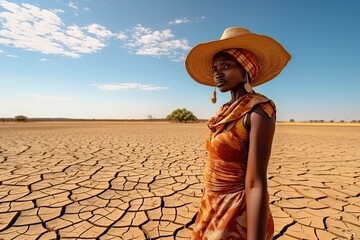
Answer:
[211,87,217,103]
[244,72,253,94]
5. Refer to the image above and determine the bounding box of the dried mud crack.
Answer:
[0,122,359,239]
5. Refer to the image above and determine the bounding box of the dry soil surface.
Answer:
[0,122,359,239]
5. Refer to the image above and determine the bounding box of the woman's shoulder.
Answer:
[244,93,276,118]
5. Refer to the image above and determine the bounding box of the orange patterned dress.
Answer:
[191,93,275,240]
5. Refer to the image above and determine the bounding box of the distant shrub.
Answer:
[309,119,325,123]
[289,119,295,123]
[14,115,28,122]
[166,108,197,123]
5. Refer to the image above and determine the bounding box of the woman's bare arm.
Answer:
[245,105,275,239]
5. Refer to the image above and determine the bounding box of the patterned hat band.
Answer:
[222,48,259,80]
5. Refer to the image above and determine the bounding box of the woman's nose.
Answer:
[214,70,224,79]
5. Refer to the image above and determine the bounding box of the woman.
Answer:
[185,26,291,239]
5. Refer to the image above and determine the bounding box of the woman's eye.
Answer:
[224,64,230,69]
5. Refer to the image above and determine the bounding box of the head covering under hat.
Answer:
[222,48,259,80]
[185,26,291,87]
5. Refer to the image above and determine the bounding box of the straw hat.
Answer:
[185,26,291,87]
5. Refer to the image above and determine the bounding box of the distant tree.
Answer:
[289,119,295,123]
[166,108,197,123]
[14,115,28,122]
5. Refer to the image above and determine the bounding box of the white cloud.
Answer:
[93,83,168,91]
[123,24,191,61]
[32,94,74,102]
[0,2,190,61]
[195,16,206,22]
[86,23,114,38]
[0,1,114,58]
[116,32,128,40]
[68,2,78,10]
[169,17,190,25]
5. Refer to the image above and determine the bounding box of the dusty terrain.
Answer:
[0,122,359,239]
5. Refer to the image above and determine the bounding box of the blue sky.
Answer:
[0,0,359,121]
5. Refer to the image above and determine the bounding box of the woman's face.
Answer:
[212,52,246,92]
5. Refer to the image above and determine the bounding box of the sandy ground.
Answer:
[0,122,359,240]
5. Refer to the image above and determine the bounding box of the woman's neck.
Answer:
[229,87,248,104]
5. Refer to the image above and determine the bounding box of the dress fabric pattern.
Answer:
[191,93,275,240]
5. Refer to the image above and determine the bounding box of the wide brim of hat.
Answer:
[185,33,291,87]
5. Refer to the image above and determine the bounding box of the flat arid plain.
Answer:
[0,121,359,240]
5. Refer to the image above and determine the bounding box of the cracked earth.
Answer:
[0,122,359,239]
